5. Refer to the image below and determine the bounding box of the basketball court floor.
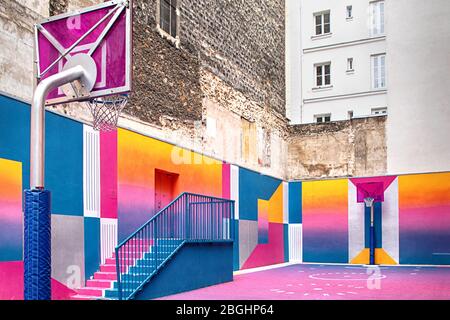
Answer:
[158,264,450,300]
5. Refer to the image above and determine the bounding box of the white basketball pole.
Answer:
[31,64,96,188]
[26,64,96,300]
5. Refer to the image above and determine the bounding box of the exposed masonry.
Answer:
[287,116,387,180]
[49,0,68,16]
[4,0,388,181]
[179,0,286,116]
[200,69,288,179]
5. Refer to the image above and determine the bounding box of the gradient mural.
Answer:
[117,128,224,240]
[302,179,349,263]
[399,173,450,265]
[2,93,450,299]
[0,158,23,262]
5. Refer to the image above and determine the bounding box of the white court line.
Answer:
[233,262,296,275]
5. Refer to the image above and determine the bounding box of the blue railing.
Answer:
[114,192,235,300]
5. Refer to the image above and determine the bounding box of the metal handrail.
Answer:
[114,192,235,300]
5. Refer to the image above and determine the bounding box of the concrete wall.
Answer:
[0,0,48,101]
[285,0,302,124]
[386,0,450,175]
[288,116,387,180]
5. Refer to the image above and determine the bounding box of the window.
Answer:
[159,0,177,38]
[371,107,387,115]
[346,5,353,19]
[347,58,354,71]
[314,11,331,35]
[315,114,331,123]
[315,63,331,87]
[370,1,385,36]
[371,54,386,89]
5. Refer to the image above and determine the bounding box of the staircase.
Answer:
[71,192,234,300]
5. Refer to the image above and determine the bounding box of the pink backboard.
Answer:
[35,0,132,105]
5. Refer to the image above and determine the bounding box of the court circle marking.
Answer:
[309,273,387,281]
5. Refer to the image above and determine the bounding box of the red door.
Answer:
[155,169,178,212]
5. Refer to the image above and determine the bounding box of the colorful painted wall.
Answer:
[117,129,224,240]
[1,94,449,299]
[235,168,289,270]
[0,94,289,299]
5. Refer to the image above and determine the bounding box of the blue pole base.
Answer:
[369,225,375,265]
[24,189,51,300]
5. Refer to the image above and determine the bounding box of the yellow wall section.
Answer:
[118,128,223,197]
[351,248,397,265]
[302,179,348,214]
[0,158,22,201]
[267,183,284,223]
[399,172,450,208]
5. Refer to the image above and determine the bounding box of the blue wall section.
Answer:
[0,95,31,191]
[303,231,349,263]
[84,217,100,281]
[233,220,240,271]
[283,224,289,262]
[0,95,83,216]
[364,202,382,248]
[288,182,302,223]
[46,112,83,216]
[135,242,234,300]
[400,232,450,265]
[239,168,281,221]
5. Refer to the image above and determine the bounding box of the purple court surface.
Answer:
[157,264,450,300]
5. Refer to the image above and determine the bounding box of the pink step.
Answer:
[94,272,117,280]
[113,251,147,258]
[77,287,103,297]
[100,264,116,272]
[71,294,96,300]
[125,239,153,246]
[87,279,114,289]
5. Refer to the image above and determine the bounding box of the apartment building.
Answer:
[287,0,387,124]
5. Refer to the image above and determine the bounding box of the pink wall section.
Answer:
[100,130,118,219]
[0,262,76,300]
[222,163,230,199]
[242,223,285,269]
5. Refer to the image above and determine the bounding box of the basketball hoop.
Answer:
[86,94,128,131]
[364,197,375,208]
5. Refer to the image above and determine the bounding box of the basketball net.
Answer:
[86,94,128,131]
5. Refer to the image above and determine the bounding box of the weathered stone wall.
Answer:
[200,69,288,179]
[287,116,387,180]
[49,0,68,15]
[130,0,202,127]
[0,0,48,101]
[130,0,285,126]
[180,0,286,116]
